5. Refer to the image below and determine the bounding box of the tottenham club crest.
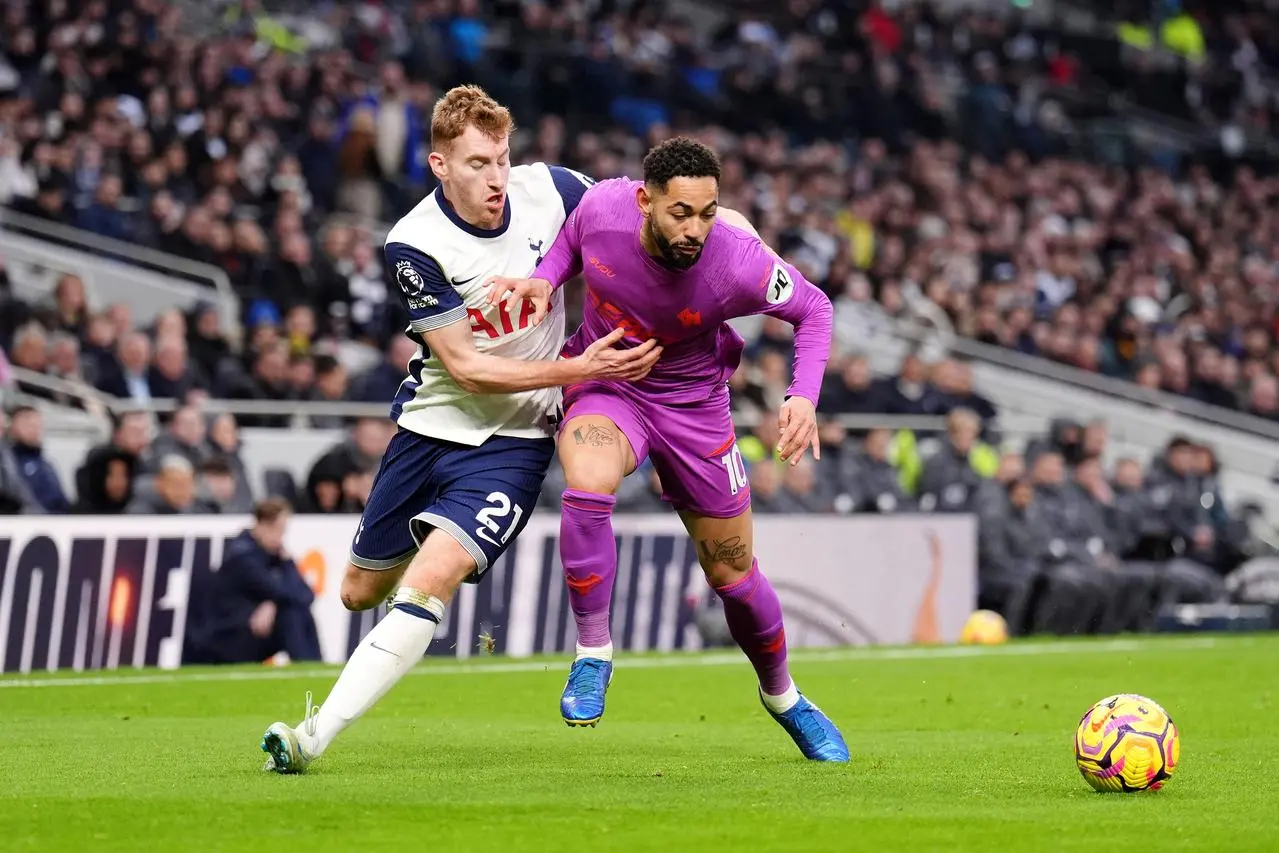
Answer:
[396,259,437,308]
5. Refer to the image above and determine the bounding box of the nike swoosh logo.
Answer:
[369,642,401,658]
[451,275,479,286]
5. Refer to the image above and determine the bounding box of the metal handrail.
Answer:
[0,208,233,291]
[0,208,242,344]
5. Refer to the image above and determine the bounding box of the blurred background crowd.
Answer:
[2,0,1278,637]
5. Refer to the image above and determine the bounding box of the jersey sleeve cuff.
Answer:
[410,305,468,333]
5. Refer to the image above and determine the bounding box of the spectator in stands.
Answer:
[127,454,200,515]
[75,410,152,503]
[38,274,88,339]
[148,335,201,400]
[1111,457,1162,559]
[336,107,384,221]
[352,336,418,403]
[187,302,232,384]
[879,353,932,415]
[0,409,41,514]
[1245,374,1279,421]
[76,173,133,242]
[80,312,116,386]
[978,477,1050,636]
[925,360,997,423]
[1024,452,1115,635]
[183,498,321,665]
[818,355,888,414]
[305,354,351,429]
[299,414,390,513]
[149,405,207,472]
[97,332,153,402]
[1145,437,1218,560]
[747,459,784,514]
[5,406,68,513]
[836,427,913,514]
[301,455,358,513]
[72,448,135,515]
[229,341,292,428]
[1034,450,1162,633]
[918,408,988,513]
[738,411,782,468]
[1073,455,1160,632]
[769,457,832,514]
[975,451,1026,523]
[197,456,253,514]
[8,321,50,397]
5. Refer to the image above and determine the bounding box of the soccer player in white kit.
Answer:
[259,86,660,774]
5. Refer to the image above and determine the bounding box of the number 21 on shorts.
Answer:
[474,491,523,547]
[720,443,748,496]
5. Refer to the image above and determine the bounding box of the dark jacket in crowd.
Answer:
[9,441,69,513]
[918,444,984,513]
[839,450,914,513]
[0,440,41,514]
[1033,483,1112,568]
[979,494,1054,579]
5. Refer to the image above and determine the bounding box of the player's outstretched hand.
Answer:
[573,328,663,382]
[777,396,820,466]
[484,276,553,325]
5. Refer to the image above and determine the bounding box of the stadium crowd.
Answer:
[0,0,1272,636]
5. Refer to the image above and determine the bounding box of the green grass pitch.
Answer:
[1,634,1277,852]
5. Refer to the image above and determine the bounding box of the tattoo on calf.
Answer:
[698,536,749,564]
[573,425,615,446]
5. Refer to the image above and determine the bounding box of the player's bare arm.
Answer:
[423,318,661,393]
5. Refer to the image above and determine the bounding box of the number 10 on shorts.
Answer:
[720,444,748,496]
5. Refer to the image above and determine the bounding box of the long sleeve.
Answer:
[765,269,835,404]
[721,232,834,405]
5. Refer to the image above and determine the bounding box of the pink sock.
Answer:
[713,559,792,695]
[560,489,618,647]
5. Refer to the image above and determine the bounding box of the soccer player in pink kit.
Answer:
[488,138,848,761]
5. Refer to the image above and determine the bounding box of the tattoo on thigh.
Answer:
[698,536,749,564]
[573,425,615,446]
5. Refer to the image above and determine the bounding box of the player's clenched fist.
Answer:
[570,327,663,382]
[485,275,553,326]
[776,395,820,465]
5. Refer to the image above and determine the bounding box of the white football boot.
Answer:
[261,690,320,774]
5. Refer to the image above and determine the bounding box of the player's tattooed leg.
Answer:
[572,423,616,447]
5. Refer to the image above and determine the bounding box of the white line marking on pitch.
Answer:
[0,636,1235,690]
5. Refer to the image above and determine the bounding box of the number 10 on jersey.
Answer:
[720,444,748,496]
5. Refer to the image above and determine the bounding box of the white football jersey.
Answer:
[382,162,594,446]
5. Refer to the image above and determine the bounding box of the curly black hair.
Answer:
[642,137,722,190]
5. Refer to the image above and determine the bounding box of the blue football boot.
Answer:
[762,691,850,762]
[560,658,613,727]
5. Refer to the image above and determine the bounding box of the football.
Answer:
[958,610,1008,645]
[1075,693,1180,792]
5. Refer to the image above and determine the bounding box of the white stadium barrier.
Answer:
[0,513,976,673]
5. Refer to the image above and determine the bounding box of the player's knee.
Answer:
[699,554,754,588]
[340,566,390,612]
[561,456,624,496]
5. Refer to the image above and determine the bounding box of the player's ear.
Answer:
[427,150,448,181]
[636,184,653,217]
